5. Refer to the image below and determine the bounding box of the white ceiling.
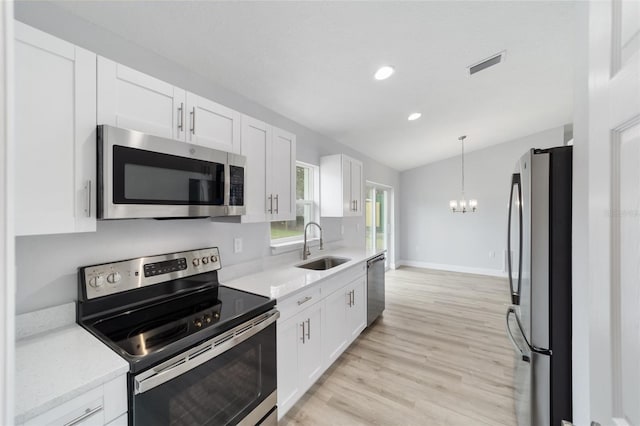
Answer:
[53,1,576,171]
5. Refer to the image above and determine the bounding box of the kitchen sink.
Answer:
[296,256,351,271]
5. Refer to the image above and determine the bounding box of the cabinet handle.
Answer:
[64,405,103,426]
[300,322,306,344]
[275,194,279,214]
[268,194,273,214]
[347,291,352,307]
[306,318,311,340]
[190,107,196,134]
[84,180,91,217]
[178,102,184,131]
[351,290,355,306]
[355,200,358,211]
[297,296,312,306]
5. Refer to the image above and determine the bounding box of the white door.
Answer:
[240,115,270,222]
[97,57,185,140]
[15,22,96,236]
[578,1,640,425]
[346,276,367,342]
[323,288,348,365]
[270,127,296,221]
[185,92,240,153]
[298,304,323,391]
[350,159,363,215]
[276,317,300,419]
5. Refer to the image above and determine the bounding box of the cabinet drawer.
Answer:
[24,387,104,426]
[277,286,322,322]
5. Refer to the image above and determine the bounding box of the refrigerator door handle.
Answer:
[508,307,552,357]
[506,307,530,362]
[507,173,523,305]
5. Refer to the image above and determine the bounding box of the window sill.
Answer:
[270,238,320,256]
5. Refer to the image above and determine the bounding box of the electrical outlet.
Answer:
[234,237,242,253]
[341,225,344,235]
[489,251,495,258]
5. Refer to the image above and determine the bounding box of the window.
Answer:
[270,162,319,242]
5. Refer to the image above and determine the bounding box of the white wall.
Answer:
[0,2,15,422]
[399,126,564,276]
[13,2,400,314]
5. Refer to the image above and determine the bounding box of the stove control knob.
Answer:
[203,314,212,324]
[202,257,209,265]
[192,258,200,267]
[107,272,121,284]
[210,255,218,263]
[89,275,105,288]
[213,311,220,319]
[194,318,203,328]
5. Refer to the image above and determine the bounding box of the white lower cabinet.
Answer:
[277,301,323,418]
[276,263,367,419]
[21,375,127,426]
[323,274,367,365]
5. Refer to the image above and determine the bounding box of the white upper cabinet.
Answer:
[185,92,240,153]
[97,57,240,153]
[320,154,364,217]
[270,127,296,221]
[240,115,296,223]
[15,22,97,236]
[97,56,185,140]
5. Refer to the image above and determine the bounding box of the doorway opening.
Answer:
[365,182,393,269]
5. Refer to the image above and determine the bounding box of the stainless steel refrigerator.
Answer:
[506,146,572,426]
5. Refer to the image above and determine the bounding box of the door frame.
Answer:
[365,180,394,270]
[573,1,640,424]
[0,2,15,424]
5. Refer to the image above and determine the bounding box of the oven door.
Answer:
[99,125,233,219]
[132,310,278,426]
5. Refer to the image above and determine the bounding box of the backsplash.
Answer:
[15,216,362,314]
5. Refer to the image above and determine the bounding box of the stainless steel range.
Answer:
[77,247,278,425]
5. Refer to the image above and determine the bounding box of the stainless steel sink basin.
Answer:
[296,256,351,271]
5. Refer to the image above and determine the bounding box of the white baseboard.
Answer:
[396,260,507,278]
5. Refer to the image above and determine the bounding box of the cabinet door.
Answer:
[276,317,301,418]
[186,92,240,153]
[270,127,296,221]
[323,288,349,366]
[350,159,364,215]
[298,303,323,392]
[97,56,185,140]
[15,22,96,236]
[347,276,367,342]
[342,156,353,215]
[240,116,270,223]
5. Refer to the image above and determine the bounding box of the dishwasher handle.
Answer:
[367,255,386,268]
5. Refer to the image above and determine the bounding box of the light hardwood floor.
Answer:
[282,267,517,426]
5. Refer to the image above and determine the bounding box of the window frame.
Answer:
[270,161,320,244]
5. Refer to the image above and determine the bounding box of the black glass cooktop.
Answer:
[87,285,272,360]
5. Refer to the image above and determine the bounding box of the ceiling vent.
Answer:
[468,51,506,76]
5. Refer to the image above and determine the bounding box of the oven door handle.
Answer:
[134,309,279,395]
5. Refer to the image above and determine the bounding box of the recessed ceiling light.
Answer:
[408,112,422,121]
[374,66,395,80]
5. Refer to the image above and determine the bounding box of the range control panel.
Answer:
[82,247,221,300]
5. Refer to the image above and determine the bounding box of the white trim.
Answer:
[397,260,507,278]
[0,5,15,424]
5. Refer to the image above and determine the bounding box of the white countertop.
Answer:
[224,247,385,301]
[14,305,129,424]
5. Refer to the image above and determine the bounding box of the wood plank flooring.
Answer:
[281,267,517,426]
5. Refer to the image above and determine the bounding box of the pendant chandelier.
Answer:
[449,135,477,213]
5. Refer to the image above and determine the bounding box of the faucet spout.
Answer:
[302,221,323,260]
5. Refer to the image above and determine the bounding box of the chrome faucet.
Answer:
[302,221,323,260]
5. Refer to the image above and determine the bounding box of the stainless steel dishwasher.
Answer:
[366,254,386,326]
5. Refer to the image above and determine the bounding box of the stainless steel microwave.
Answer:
[97,125,245,219]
